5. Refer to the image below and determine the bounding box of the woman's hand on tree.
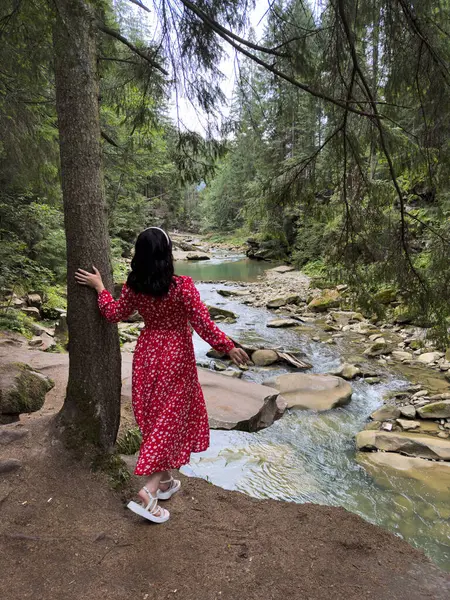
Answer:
[75,267,105,293]
[229,347,250,367]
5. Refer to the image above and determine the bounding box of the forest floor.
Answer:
[1,346,450,600]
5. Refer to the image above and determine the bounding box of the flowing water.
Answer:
[178,256,450,570]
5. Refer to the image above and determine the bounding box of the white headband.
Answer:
[143,227,170,245]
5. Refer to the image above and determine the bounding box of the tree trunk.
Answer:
[52,0,121,453]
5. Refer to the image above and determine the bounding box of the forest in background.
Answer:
[1,0,450,344]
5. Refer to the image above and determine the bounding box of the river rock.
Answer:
[332,363,361,380]
[207,306,238,322]
[263,373,352,411]
[396,419,421,431]
[187,252,210,261]
[269,265,296,273]
[356,452,450,497]
[199,369,287,431]
[399,405,416,419]
[307,290,341,313]
[417,400,450,419]
[363,342,392,358]
[392,350,413,361]
[0,362,54,416]
[267,318,299,328]
[251,350,279,367]
[356,430,450,461]
[220,370,243,379]
[370,405,401,421]
[217,289,248,298]
[417,351,443,365]
[266,295,301,309]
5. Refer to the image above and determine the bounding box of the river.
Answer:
[176,254,450,570]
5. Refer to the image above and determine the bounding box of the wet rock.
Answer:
[0,459,22,474]
[207,306,238,322]
[267,318,299,328]
[266,295,301,309]
[0,362,54,416]
[264,373,352,411]
[365,377,381,385]
[307,290,341,313]
[187,252,210,261]
[417,400,450,419]
[356,430,450,461]
[251,350,279,367]
[370,405,401,421]
[217,289,248,298]
[356,452,450,497]
[332,363,361,380]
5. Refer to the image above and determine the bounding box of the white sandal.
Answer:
[157,476,181,500]
[127,487,170,523]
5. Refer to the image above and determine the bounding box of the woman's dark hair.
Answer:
[127,228,175,296]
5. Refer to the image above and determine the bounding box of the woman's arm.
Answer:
[182,277,249,366]
[76,267,135,323]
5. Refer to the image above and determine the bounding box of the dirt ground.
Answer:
[1,344,450,600]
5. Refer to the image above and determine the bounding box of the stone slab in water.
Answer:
[198,368,287,432]
[120,354,286,432]
[356,430,450,461]
[356,451,450,498]
[263,373,353,411]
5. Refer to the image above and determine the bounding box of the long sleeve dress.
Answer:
[98,275,235,476]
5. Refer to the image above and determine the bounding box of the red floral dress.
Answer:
[98,275,235,476]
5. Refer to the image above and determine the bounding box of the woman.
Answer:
[76,227,249,523]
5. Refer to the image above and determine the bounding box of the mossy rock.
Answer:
[374,287,397,305]
[0,362,54,415]
[307,289,341,313]
[207,306,238,321]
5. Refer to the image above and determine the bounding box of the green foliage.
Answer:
[0,310,36,339]
[116,427,142,455]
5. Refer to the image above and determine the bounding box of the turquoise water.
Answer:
[175,254,277,282]
[183,280,450,571]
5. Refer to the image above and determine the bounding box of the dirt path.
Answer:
[1,338,450,599]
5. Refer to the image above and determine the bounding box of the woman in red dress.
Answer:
[76,227,249,524]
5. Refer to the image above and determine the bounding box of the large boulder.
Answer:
[356,430,450,461]
[363,342,392,358]
[417,400,450,419]
[356,452,450,498]
[417,351,443,365]
[263,373,352,411]
[374,287,397,304]
[0,362,54,417]
[307,290,341,313]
